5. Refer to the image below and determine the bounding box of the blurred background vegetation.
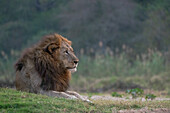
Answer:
[0,0,170,93]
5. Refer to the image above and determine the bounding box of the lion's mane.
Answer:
[15,34,72,92]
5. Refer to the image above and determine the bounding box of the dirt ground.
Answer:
[90,95,170,101]
[117,108,170,113]
[89,95,170,113]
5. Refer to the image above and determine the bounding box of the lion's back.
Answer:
[15,48,42,93]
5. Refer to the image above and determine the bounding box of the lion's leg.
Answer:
[66,91,92,103]
[39,90,78,100]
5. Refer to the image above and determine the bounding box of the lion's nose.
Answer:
[74,60,79,65]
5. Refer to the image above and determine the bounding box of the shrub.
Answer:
[126,88,144,98]
[111,92,123,98]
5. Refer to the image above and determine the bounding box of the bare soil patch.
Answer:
[118,108,170,113]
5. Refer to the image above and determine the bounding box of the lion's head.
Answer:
[40,34,79,73]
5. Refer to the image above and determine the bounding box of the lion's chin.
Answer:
[68,68,77,73]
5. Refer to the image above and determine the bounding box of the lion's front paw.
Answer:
[66,91,93,103]
[64,93,78,100]
[80,96,93,103]
[82,98,93,103]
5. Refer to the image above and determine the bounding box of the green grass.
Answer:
[0,88,98,112]
[0,88,170,112]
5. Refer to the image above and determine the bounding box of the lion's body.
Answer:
[15,34,91,102]
[15,34,73,93]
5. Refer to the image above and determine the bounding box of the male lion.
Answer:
[15,33,90,102]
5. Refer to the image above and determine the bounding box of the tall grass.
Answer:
[0,50,19,84]
[0,47,169,92]
[71,47,169,92]
[74,51,165,78]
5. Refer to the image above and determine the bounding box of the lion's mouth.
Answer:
[67,66,77,73]
[67,67,76,69]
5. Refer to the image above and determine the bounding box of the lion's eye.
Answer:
[65,50,69,54]
[52,48,57,52]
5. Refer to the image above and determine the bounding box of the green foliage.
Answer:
[111,92,122,98]
[145,94,156,100]
[0,0,69,53]
[0,0,170,54]
[126,88,144,98]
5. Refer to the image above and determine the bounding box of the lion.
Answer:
[15,33,91,102]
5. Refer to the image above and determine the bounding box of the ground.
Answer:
[90,95,170,113]
[0,88,170,112]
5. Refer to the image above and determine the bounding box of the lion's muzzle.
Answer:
[68,63,78,73]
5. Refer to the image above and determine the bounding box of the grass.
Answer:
[0,88,97,112]
[0,88,170,112]
[70,49,170,92]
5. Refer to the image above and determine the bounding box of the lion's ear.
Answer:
[44,34,62,54]
[48,44,59,53]
[44,43,60,54]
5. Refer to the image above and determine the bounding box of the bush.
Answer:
[111,92,122,98]
[126,88,144,98]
